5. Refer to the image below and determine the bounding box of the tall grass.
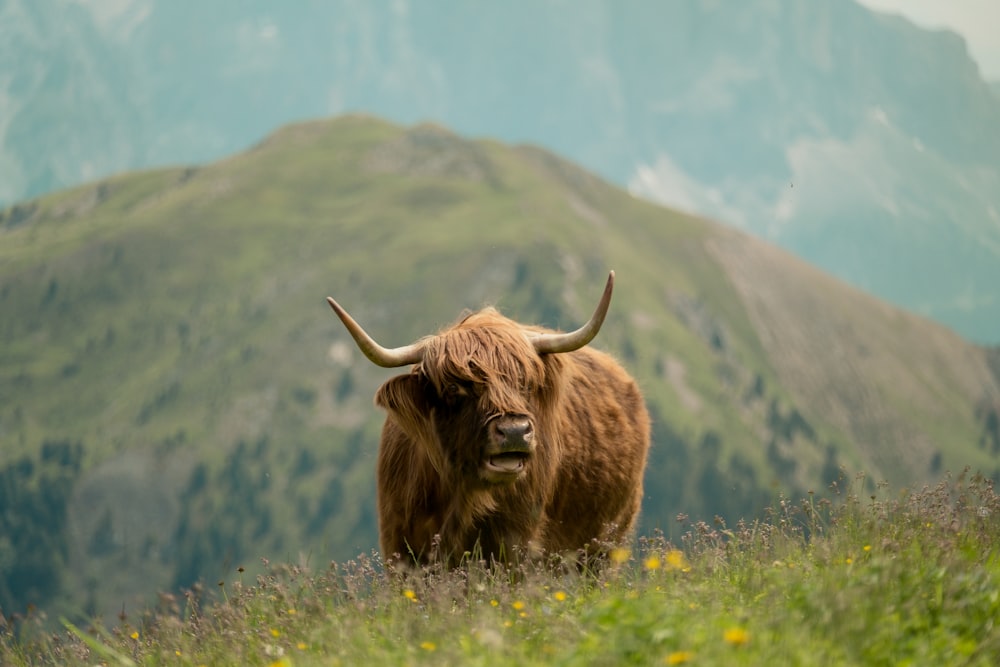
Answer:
[4,470,999,665]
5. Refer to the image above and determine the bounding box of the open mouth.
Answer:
[484,451,529,476]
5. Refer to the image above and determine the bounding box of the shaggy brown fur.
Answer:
[371,307,650,567]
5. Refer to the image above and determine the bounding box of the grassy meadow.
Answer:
[4,471,999,666]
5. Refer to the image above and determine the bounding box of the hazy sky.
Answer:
[857,0,1000,80]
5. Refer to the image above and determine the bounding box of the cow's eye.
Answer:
[443,382,469,401]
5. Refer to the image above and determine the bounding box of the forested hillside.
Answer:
[2,115,998,621]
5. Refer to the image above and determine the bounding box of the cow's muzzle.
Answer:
[482,415,534,481]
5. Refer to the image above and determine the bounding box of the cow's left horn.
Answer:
[531,271,615,355]
[326,297,424,368]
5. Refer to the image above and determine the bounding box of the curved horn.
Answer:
[326,297,424,368]
[531,270,615,354]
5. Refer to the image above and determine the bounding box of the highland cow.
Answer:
[326,271,650,567]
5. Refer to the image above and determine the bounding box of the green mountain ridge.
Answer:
[4,0,1000,342]
[2,115,998,621]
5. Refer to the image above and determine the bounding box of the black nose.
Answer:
[493,417,534,448]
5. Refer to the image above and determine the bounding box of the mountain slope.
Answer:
[2,115,998,620]
[2,0,1000,341]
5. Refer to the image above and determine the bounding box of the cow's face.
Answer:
[329,273,613,487]
[432,374,537,485]
[376,312,555,485]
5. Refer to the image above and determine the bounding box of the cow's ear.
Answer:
[376,374,429,411]
[375,374,433,436]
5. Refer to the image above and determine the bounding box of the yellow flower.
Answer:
[553,591,568,602]
[296,642,307,651]
[863,545,872,552]
[845,557,853,565]
[723,627,750,646]
[665,550,690,572]
[490,599,499,607]
[270,628,281,638]
[130,631,139,640]
[403,589,418,602]
[645,555,662,570]
[665,650,694,664]
[512,600,525,611]
[420,641,436,652]
[610,548,630,564]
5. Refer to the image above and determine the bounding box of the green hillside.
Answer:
[1,115,998,622]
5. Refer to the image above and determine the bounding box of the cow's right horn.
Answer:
[530,270,615,354]
[326,297,424,368]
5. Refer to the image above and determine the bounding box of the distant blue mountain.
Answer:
[4,0,999,341]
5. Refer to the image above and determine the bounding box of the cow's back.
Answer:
[540,346,650,554]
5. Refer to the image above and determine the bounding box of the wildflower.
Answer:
[512,601,525,611]
[863,545,872,552]
[403,589,418,602]
[490,599,499,607]
[420,641,437,652]
[270,628,281,638]
[610,548,630,564]
[296,642,307,650]
[845,557,853,565]
[175,650,182,657]
[723,627,750,646]
[553,591,568,602]
[666,651,694,664]
[665,550,690,572]
[130,631,139,640]
[645,555,662,570]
